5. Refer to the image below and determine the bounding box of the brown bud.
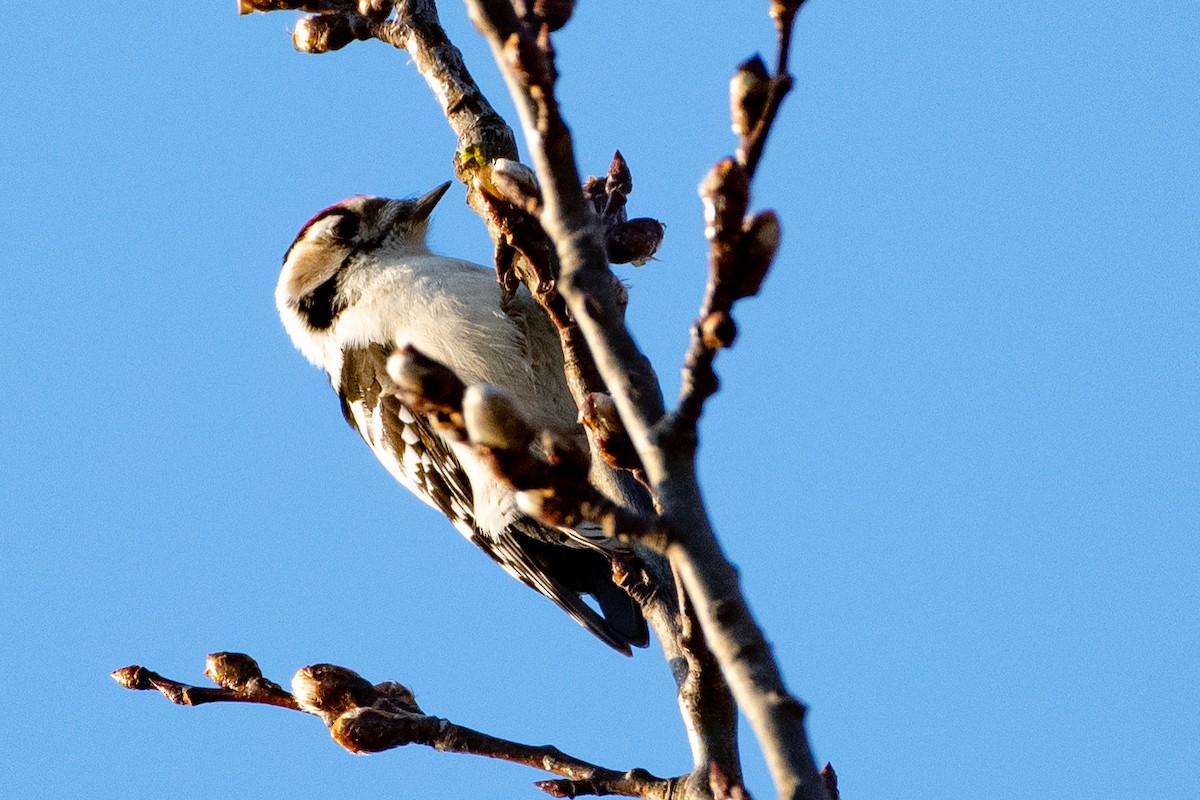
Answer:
[607,218,665,266]
[110,666,153,690]
[771,0,807,25]
[580,392,620,437]
[699,158,749,242]
[374,681,423,715]
[358,0,393,21]
[730,55,771,137]
[330,706,434,753]
[479,158,542,214]
[604,151,633,199]
[701,311,738,350]
[293,14,356,54]
[386,346,466,414]
[515,489,582,529]
[292,664,378,718]
[463,385,535,450]
[204,652,263,691]
[730,210,781,298]
[595,152,633,224]
[331,708,391,754]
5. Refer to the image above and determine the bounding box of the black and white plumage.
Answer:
[276,182,648,654]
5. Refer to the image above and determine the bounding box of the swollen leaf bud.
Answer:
[374,681,423,715]
[463,384,536,450]
[607,218,665,266]
[699,158,749,242]
[293,14,356,54]
[771,0,806,25]
[292,664,377,718]
[730,55,771,137]
[605,150,632,200]
[730,210,781,299]
[205,652,263,691]
[479,158,542,214]
[701,311,738,350]
[331,706,431,754]
[515,489,582,529]
[386,346,466,413]
[110,666,153,690]
[358,0,394,21]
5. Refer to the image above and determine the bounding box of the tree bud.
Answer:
[204,652,263,691]
[701,311,738,350]
[293,14,356,54]
[699,158,749,242]
[604,150,633,216]
[386,345,466,413]
[730,210,781,298]
[292,664,377,717]
[373,681,423,715]
[607,218,665,266]
[480,158,542,213]
[463,385,535,450]
[730,55,770,137]
[358,0,393,20]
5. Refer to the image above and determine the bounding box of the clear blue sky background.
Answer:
[2,2,1196,798]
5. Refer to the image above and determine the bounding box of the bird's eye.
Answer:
[329,213,360,241]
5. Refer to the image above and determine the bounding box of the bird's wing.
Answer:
[334,342,644,654]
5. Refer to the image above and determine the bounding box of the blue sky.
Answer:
[2,2,1196,798]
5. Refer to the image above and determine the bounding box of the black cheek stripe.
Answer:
[297,254,353,330]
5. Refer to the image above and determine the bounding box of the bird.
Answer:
[275,182,649,654]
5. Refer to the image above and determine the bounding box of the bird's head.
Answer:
[276,182,452,341]
[275,182,451,369]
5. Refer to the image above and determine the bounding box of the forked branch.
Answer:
[463,1,826,798]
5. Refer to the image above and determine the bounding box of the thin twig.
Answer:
[114,655,672,799]
[739,0,806,178]
[111,663,301,711]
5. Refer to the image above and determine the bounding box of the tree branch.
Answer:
[113,654,672,799]
[462,2,825,799]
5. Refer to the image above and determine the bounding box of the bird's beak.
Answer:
[412,181,453,223]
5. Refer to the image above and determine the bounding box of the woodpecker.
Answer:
[276,182,648,654]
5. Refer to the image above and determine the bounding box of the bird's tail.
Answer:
[504,524,650,655]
